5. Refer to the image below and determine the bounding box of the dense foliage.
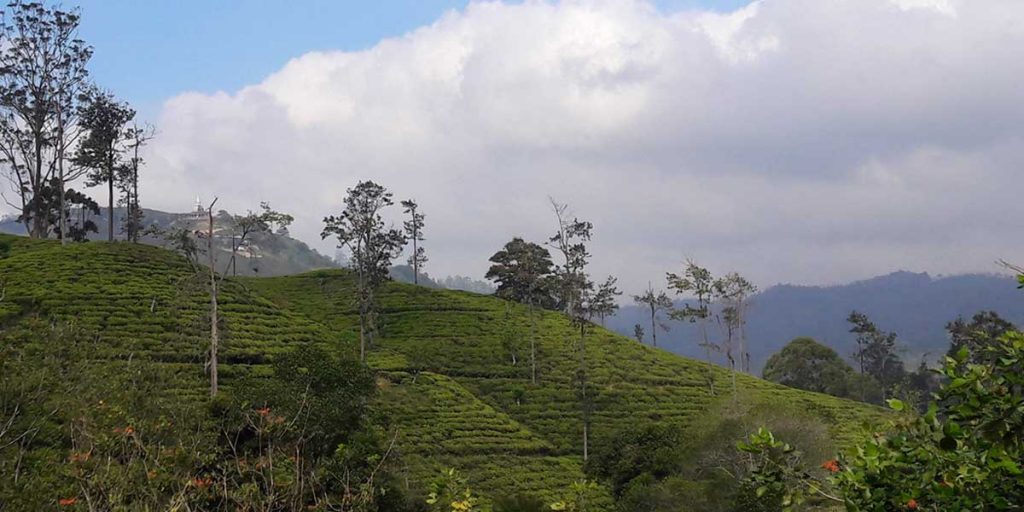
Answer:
[740,331,1024,511]
[763,337,858,398]
[0,320,413,510]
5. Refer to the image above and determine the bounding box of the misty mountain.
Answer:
[607,271,1024,373]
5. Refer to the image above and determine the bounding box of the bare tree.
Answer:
[117,123,154,243]
[632,282,672,347]
[714,272,757,377]
[400,199,426,285]
[202,198,220,396]
[223,202,292,276]
[667,259,717,395]
[547,198,594,461]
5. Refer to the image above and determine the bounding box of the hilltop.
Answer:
[0,236,884,506]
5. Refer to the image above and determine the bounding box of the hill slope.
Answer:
[0,236,883,506]
[609,271,1024,371]
[244,270,887,503]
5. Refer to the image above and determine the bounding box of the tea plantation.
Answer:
[244,269,888,504]
[0,236,884,507]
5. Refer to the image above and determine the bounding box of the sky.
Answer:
[28,0,1024,295]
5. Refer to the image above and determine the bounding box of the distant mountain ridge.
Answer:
[607,271,1024,372]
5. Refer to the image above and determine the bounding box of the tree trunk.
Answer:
[530,298,538,385]
[412,229,418,285]
[358,266,367,362]
[131,149,140,242]
[57,104,67,245]
[207,199,219,397]
[107,155,114,242]
[580,321,589,462]
[650,306,657,347]
[30,124,44,239]
[700,317,716,395]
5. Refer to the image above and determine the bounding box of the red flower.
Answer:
[906,498,919,510]
[821,459,840,473]
[256,407,271,417]
[192,477,212,489]
[58,497,78,506]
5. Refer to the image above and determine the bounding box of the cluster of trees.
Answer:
[763,309,1015,409]
[486,256,758,397]
[0,1,154,243]
[482,199,622,460]
[321,181,429,362]
[740,327,1024,511]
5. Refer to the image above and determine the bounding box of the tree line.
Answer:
[0,1,154,243]
[762,308,1016,410]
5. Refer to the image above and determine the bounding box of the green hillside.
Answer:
[0,235,345,391]
[243,270,887,504]
[0,236,884,507]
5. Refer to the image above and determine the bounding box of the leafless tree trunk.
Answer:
[529,297,538,385]
[207,198,219,396]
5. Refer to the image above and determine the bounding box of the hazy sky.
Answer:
[29,0,1024,295]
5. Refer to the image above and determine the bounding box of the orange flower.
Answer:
[69,451,91,463]
[906,498,919,510]
[124,426,135,435]
[58,497,78,506]
[192,477,212,489]
[256,407,271,417]
[821,459,840,473]
[147,470,158,480]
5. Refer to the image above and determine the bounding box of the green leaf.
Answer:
[886,399,905,412]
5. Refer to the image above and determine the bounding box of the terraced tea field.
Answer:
[0,236,882,506]
[0,235,344,394]
[244,269,887,504]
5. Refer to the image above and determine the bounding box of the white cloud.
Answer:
[141,0,1024,294]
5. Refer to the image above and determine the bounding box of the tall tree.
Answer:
[485,237,556,308]
[322,181,407,362]
[633,324,645,344]
[666,260,717,394]
[0,1,92,239]
[74,89,134,242]
[201,198,220,396]
[116,122,154,242]
[714,272,758,376]
[632,283,672,347]
[400,199,426,285]
[847,311,904,402]
[486,237,556,384]
[589,275,621,326]
[548,198,594,461]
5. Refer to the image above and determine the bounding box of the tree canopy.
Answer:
[762,337,856,398]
